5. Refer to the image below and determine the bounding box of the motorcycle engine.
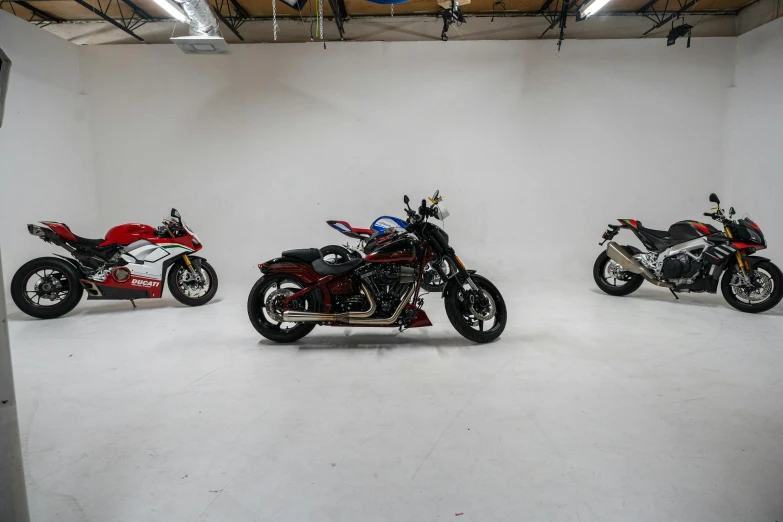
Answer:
[661,253,704,282]
[358,265,417,315]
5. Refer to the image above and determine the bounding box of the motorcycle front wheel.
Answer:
[721,260,783,313]
[444,274,507,343]
[168,259,219,306]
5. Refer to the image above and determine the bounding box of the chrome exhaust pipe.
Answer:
[606,242,674,288]
[349,286,415,325]
[282,283,378,323]
[281,284,415,325]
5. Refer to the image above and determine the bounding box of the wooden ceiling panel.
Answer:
[3,0,752,24]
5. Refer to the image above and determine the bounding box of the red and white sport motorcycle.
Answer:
[11,209,218,319]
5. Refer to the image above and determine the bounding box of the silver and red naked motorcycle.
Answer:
[248,192,507,343]
[594,193,782,313]
[11,209,218,319]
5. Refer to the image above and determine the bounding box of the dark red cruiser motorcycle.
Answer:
[247,192,507,344]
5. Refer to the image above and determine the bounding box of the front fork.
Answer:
[169,229,202,283]
[724,225,751,278]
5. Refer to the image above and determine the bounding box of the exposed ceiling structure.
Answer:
[0,0,772,44]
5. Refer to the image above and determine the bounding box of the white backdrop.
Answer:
[0,12,98,295]
[78,39,735,287]
[722,17,783,264]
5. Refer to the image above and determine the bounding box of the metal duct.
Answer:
[174,0,220,36]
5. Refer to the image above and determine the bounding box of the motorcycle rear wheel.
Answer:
[247,275,317,343]
[444,274,506,343]
[593,251,644,297]
[11,257,84,319]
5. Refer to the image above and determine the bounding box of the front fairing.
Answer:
[735,218,766,247]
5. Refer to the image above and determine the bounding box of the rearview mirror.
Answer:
[403,195,410,205]
[433,190,439,201]
[709,193,720,205]
[729,207,736,216]
[171,208,181,220]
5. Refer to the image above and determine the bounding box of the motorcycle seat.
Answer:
[282,248,322,264]
[638,225,670,239]
[312,257,363,276]
[74,235,106,247]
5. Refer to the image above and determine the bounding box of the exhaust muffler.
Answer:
[606,242,674,288]
[281,284,416,325]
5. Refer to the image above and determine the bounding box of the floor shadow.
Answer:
[257,330,530,350]
[7,296,226,321]
[588,287,729,310]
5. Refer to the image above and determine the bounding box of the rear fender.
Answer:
[258,258,321,284]
[52,254,84,274]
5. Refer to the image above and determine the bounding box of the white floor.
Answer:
[8,282,783,522]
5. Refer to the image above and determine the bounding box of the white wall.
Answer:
[80,39,735,285]
[722,17,783,263]
[0,12,99,295]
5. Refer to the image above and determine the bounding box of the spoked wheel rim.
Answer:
[601,259,634,288]
[455,283,504,335]
[176,266,211,299]
[254,278,313,334]
[729,267,776,305]
[22,267,72,308]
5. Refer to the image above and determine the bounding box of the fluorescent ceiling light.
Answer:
[581,0,613,17]
[151,0,189,22]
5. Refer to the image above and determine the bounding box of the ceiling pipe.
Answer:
[174,0,220,35]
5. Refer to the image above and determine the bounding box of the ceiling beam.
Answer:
[71,0,146,40]
[641,0,701,35]
[212,0,250,41]
[14,0,64,22]
[638,0,660,12]
[4,5,738,27]
[327,0,346,38]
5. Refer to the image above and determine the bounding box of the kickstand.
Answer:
[669,289,680,300]
[130,299,137,308]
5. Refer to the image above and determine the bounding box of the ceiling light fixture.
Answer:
[579,0,613,18]
[151,0,189,22]
[667,22,693,47]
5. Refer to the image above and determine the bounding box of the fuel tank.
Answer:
[668,220,719,241]
[102,223,157,246]
[365,233,418,263]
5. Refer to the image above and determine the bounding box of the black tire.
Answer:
[721,260,783,314]
[593,250,644,297]
[444,274,506,343]
[11,257,84,319]
[247,274,317,343]
[167,258,218,306]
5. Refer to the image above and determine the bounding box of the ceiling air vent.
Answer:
[171,36,231,54]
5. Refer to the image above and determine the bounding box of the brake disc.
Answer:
[469,289,496,321]
[265,288,294,322]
